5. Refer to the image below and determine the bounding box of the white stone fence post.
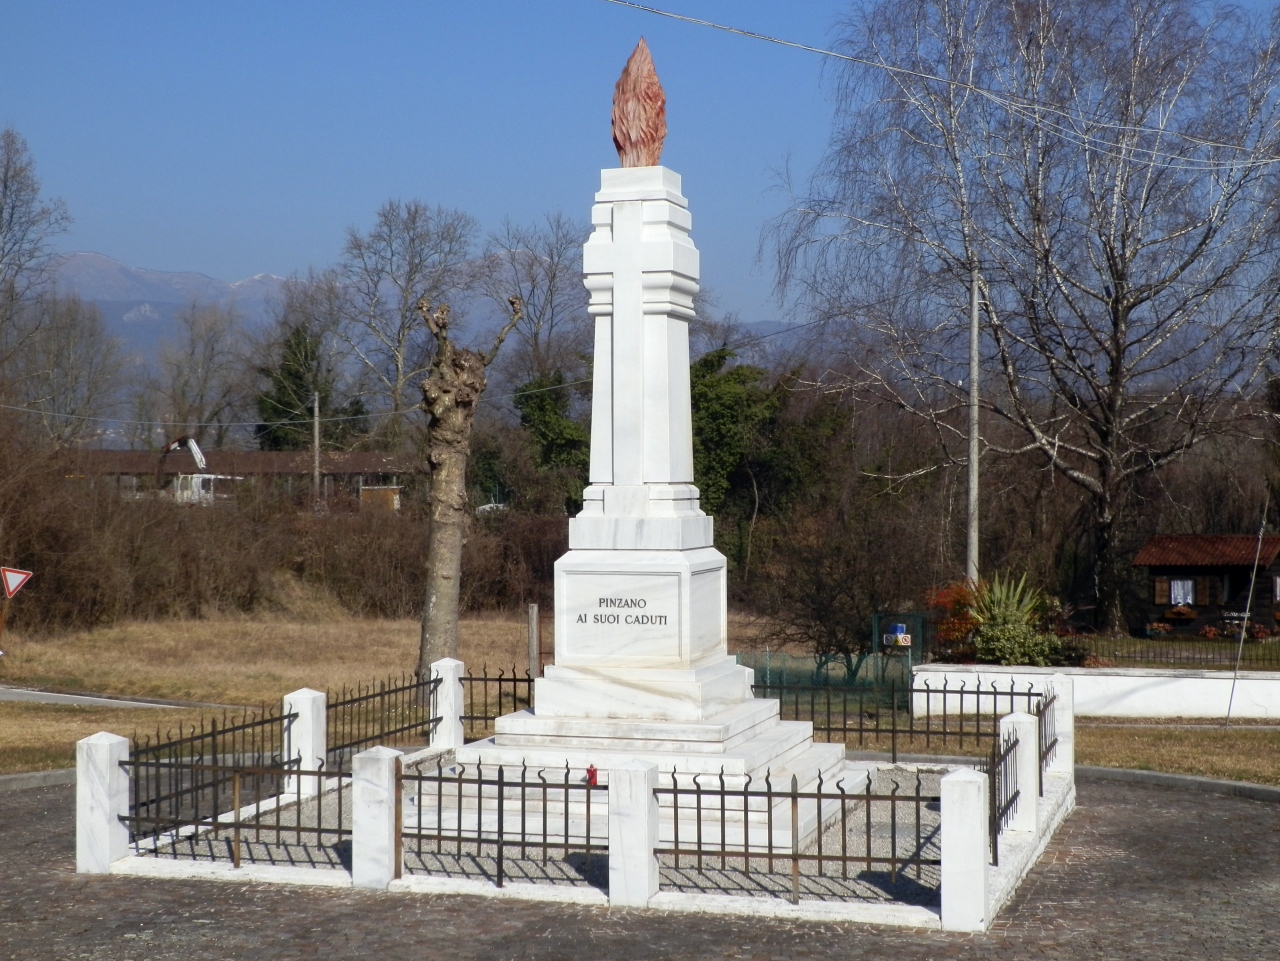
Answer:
[1000,712,1039,834]
[76,732,130,874]
[1048,673,1075,778]
[431,657,465,749]
[283,687,326,796]
[352,745,403,889]
[608,760,659,907]
[940,767,989,931]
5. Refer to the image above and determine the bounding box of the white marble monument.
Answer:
[458,41,842,799]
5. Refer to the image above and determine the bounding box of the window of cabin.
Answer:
[1170,578,1195,606]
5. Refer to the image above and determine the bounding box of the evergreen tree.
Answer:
[512,370,590,511]
[255,324,365,451]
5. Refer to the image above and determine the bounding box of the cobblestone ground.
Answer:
[3,778,1278,960]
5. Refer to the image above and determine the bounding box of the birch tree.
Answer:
[774,0,1280,628]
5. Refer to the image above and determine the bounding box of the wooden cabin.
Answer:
[1132,534,1280,636]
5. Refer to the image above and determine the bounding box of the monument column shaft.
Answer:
[584,168,697,493]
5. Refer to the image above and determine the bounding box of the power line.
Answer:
[599,0,1280,172]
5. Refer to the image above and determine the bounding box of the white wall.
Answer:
[915,664,1280,718]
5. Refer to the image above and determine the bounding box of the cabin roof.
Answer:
[1132,534,1280,569]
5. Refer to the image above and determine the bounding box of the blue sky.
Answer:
[0,1,853,324]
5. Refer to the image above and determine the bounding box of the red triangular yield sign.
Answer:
[2,568,32,599]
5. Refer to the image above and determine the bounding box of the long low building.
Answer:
[61,448,415,509]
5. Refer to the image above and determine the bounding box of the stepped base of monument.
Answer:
[533,654,756,722]
[456,694,846,785]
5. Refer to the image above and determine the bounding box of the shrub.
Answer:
[973,621,1059,666]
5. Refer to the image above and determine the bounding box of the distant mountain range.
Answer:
[51,252,811,365]
[53,252,286,357]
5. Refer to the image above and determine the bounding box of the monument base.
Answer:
[457,697,845,785]
[533,654,753,722]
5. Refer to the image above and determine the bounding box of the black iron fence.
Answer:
[984,731,1020,867]
[120,761,350,865]
[461,668,534,742]
[653,768,941,904]
[326,673,441,768]
[754,678,1045,762]
[127,704,294,844]
[1035,691,1059,797]
[1070,634,1280,670]
[399,758,604,888]
[120,667,1056,876]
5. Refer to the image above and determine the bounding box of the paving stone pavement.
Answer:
[2,778,1278,960]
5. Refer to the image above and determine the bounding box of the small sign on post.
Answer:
[3,568,33,599]
[0,566,33,650]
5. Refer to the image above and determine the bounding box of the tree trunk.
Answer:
[416,299,522,678]
[1092,491,1126,633]
[417,344,488,675]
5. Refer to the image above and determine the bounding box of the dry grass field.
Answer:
[0,615,532,706]
[1076,721,1280,787]
[0,613,533,776]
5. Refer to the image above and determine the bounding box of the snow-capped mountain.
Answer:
[53,252,287,355]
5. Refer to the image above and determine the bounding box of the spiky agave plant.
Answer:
[969,573,1043,629]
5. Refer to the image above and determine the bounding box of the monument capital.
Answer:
[612,37,666,168]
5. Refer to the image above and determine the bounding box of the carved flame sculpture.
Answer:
[612,38,666,167]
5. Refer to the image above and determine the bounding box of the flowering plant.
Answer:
[926,581,978,644]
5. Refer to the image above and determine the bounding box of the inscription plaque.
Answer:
[561,571,681,663]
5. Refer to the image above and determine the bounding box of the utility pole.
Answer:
[312,390,321,506]
[966,264,980,585]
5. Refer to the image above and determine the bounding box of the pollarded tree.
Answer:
[774,0,1280,628]
[417,297,522,672]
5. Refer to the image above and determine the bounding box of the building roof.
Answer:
[61,449,415,477]
[1132,534,1280,569]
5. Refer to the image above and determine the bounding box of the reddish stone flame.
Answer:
[612,38,666,167]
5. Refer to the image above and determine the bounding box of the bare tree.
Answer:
[774,0,1280,628]
[418,297,522,673]
[474,213,590,384]
[0,128,70,364]
[9,294,122,445]
[338,201,476,449]
[144,302,251,448]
